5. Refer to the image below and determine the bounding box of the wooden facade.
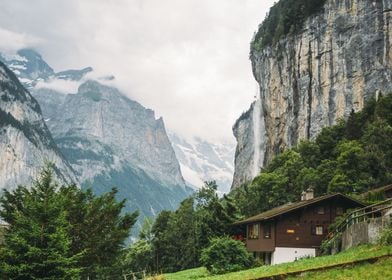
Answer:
[234,193,365,264]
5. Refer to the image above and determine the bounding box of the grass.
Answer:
[163,245,392,280]
[287,257,392,279]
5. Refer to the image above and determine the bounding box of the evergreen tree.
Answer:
[59,185,138,278]
[0,166,138,279]
[0,167,80,279]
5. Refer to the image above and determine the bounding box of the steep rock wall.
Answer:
[0,62,77,190]
[232,0,392,189]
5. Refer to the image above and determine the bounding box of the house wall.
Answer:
[272,247,316,265]
[275,203,331,248]
[246,222,275,252]
[275,198,359,248]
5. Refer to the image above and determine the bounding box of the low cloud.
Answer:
[0,0,275,142]
[0,27,42,52]
[35,78,82,94]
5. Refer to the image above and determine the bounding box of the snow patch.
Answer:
[9,63,27,70]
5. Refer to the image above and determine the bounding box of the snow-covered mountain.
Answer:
[0,49,193,226]
[169,133,235,194]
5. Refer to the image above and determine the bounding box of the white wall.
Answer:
[271,247,315,265]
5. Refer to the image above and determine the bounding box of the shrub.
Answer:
[200,237,253,274]
[379,221,392,245]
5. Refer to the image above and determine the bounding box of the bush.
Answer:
[200,237,253,274]
[379,221,392,245]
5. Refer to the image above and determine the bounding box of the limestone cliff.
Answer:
[232,0,392,189]
[0,61,77,190]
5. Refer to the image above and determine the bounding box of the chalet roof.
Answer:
[233,193,365,225]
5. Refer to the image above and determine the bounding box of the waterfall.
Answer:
[252,97,265,178]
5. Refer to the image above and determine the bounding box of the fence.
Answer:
[324,198,392,252]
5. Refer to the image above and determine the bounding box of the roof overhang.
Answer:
[233,193,366,226]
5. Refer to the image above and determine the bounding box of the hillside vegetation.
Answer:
[251,0,327,51]
[231,94,392,218]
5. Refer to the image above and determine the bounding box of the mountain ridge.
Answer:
[0,49,193,225]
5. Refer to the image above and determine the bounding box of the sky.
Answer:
[0,0,275,143]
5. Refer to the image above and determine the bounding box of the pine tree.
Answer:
[59,185,138,278]
[0,167,80,279]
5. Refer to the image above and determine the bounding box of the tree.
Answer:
[151,210,173,272]
[59,185,138,278]
[298,140,321,168]
[194,181,239,259]
[123,239,154,274]
[146,181,240,274]
[148,198,196,273]
[139,217,154,243]
[335,140,372,193]
[0,167,80,279]
[0,166,138,279]
[200,237,252,274]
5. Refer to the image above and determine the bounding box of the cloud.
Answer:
[35,78,82,94]
[0,27,42,52]
[0,0,275,142]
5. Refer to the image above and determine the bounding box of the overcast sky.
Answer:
[0,0,275,143]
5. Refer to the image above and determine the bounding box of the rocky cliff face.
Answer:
[34,81,190,219]
[1,49,191,222]
[232,0,392,189]
[0,61,76,190]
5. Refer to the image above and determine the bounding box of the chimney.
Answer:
[305,188,314,200]
[301,188,314,201]
[301,191,307,201]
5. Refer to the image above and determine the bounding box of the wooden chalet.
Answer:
[233,189,365,265]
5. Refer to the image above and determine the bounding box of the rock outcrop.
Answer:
[0,61,77,190]
[232,0,392,189]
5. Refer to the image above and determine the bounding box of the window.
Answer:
[312,225,324,236]
[263,224,271,239]
[316,206,325,214]
[248,223,259,239]
[287,229,295,234]
[336,207,344,216]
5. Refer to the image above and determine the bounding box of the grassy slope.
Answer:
[287,257,392,280]
[164,245,392,280]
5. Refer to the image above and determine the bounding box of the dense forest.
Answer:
[251,0,327,51]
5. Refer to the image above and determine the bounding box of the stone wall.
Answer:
[342,214,391,250]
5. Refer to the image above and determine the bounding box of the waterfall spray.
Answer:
[252,84,266,178]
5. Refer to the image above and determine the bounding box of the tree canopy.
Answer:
[251,0,327,51]
[0,166,138,279]
[232,94,392,217]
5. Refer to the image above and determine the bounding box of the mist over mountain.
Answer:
[0,49,193,228]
